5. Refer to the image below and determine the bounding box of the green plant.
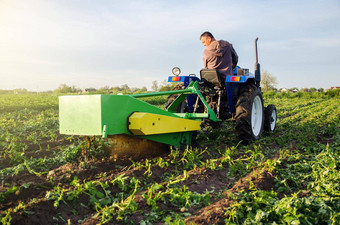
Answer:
[95,178,139,223]
[143,183,164,210]
[111,174,129,191]
[45,185,67,208]
[168,185,211,208]
[1,91,339,224]
[0,186,17,203]
[1,209,12,225]
[66,176,85,202]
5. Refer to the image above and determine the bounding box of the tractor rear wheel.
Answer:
[235,84,264,141]
[264,104,277,132]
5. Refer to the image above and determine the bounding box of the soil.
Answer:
[0,123,286,225]
[0,145,280,225]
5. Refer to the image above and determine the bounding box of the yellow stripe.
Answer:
[128,112,201,135]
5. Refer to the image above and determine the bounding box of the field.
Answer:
[0,93,339,225]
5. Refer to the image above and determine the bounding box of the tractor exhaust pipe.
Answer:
[254,37,261,85]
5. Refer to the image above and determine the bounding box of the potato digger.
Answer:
[59,38,277,157]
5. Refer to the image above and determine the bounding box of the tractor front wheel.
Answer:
[165,84,188,112]
[235,84,264,141]
[264,104,277,132]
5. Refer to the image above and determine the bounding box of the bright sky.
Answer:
[1,0,339,91]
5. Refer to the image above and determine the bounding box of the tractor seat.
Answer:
[200,69,223,89]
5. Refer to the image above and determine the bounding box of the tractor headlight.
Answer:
[172,67,181,76]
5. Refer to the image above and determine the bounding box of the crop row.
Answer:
[0,93,339,224]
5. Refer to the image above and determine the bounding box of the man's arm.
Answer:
[203,56,207,68]
[231,45,238,69]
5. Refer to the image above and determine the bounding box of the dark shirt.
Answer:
[203,40,238,80]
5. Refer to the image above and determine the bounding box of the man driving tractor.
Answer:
[200,31,238,81]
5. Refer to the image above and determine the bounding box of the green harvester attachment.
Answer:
[59,81,219,151]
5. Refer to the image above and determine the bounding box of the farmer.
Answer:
[200,31,238,81]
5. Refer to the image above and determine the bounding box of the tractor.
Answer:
[166,38,277,142]
[58,38,277,156]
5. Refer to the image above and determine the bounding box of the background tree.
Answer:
[70,85,81,93]
[13,88,28,94]
[110,86,121,93]
[261,71,278,91]
[132,87,146,94]
[151,80,158,92]
[98,85,110,93]
[120,84,130,92]
[54,84,72,93]
[54,84,82,93]
[140,86,148,92]
[158,80,177,92]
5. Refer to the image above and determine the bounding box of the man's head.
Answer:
[200,32,216,47]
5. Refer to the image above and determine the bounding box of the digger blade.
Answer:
[106,134,170,160]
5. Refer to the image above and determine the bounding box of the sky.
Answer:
[0,0,339,91]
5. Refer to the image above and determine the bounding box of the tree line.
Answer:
[52,80,177,94]
[0,71,337,95]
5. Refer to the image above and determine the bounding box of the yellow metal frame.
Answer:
[128,112,202,135]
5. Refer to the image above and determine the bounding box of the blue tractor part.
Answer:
[167,65,256,116]
[167,72,201,112]
[166,38,277,141]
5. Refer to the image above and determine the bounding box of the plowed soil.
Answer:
[1,95,339,224]
[1,137,280,225]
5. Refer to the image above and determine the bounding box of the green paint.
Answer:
[59,81,219,147]
[59,94,194,147]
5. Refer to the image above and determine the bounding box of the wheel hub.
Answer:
[251,95,263,136]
